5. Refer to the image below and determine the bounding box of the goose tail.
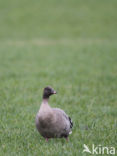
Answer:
[69,131,72,134]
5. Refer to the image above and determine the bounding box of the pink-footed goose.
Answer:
[36,86,73,141]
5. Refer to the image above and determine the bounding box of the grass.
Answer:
[0,0,117,155]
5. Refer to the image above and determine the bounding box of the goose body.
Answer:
[36,87,73,140]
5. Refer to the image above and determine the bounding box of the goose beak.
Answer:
[53,91,57,94]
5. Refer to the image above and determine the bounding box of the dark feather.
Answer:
[69,117,73,128]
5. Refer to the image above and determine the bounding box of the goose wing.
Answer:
[52,108,73,137]
[53,108,73,128]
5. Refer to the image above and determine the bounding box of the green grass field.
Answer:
[0,0,117,155]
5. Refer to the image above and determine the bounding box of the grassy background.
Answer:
[0,0,117,155]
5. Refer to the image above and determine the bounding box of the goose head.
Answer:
[43,86,56,99]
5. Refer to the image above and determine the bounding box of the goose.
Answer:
[35,86,73,141]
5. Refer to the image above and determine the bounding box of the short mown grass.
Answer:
[0,0,117,156]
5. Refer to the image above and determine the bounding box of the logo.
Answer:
[83,144,116,155]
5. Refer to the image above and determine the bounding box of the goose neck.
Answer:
[42,98,49,104]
